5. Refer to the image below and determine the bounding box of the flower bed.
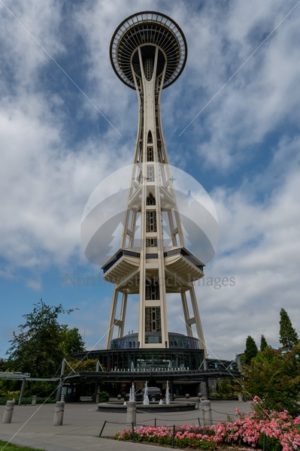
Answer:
[115,399,300,450]
[116,425,216,449]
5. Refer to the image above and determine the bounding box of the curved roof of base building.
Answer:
[111,332,200,350]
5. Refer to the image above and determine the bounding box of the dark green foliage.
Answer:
[244,335,258,364]
[0,359,7,371]
[212,378,240,400]
[243,344,300,415]
[98,391,109,402]
[58,326,85,356]
[258,433,282,451]
[279,308,298,350]
[260,335,268,351]
[7,300,85,377]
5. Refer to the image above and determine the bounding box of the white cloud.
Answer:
[0,94,116,268]
[0,0,64,91]
[0,0,132,270]
[180,0,300,170]
[196,154,300,357]
[26,278,42,291]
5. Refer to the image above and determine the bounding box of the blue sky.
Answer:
[0,0,300,360]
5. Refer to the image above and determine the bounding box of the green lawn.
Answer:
[0,441,44,451]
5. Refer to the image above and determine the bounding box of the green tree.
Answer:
[215,378,240,400]
[0,359,7,371]
[243,344,300,415]
[244,336,258,364]
[7,300,85,377]
[279,308,298,350]
[59,326,84,356]
[260,335,268,351]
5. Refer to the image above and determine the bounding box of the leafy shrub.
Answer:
[98,391,109,402]
[258,433,282,451]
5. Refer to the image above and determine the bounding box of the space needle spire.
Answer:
[103,11,206,352]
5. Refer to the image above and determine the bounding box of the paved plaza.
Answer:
[0,400,251,450]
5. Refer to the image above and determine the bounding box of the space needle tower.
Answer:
[103,11,206,353]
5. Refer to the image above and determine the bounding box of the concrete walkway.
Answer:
[0,401,251,450]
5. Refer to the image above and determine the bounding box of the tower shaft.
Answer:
[135,46,169,347]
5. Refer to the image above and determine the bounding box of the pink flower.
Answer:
[116,400,300,450]
[294,416,300,425]
[252,395,263,404]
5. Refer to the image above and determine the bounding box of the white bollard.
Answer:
[200,399,213,426]
[31,395,37,406]
[53,401,65,426]
[126,401,136,426]
[2,400,15,424]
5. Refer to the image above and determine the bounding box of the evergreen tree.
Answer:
[244,336,258,364]
[279,308,298,350]
[260,335,268,351]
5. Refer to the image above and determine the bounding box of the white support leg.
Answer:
[106,289,119,349]
[189,285,207,356]
[118,292,128,337]
[181,291,193,337]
